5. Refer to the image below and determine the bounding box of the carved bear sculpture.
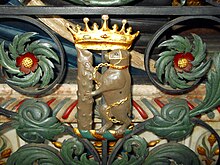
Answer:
[83,49,132,135]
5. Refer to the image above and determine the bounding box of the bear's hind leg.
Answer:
[116,116,131,135]
[96,105,113,134]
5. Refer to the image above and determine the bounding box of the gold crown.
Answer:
[67,15,139,50]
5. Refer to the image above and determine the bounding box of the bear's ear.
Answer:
[76,47,93,57]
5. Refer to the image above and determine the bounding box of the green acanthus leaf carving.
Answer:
[144,142,200,165]
[0,32,60,88]
[65,0,136,6]
[13,99,65,143]
[191,33,207,66]
[10,32,38,56]
[60,138,98,165]
[28,41,60,63]
[112,135,148,165]
[155,34,211,89]
[190,53,220,117]
[7,144,64,165]
[145,99,194,141]
[0,41,20,74]
[7,67,42,88]
[38,56,55,87]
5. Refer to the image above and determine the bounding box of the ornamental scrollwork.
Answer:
[144,142,200,165]
[111,135,148,165]
[60,138,98,165]
[7,144,65,165]
[12,99,65,143]
[144,99,194,140]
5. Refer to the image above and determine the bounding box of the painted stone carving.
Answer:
[76,48,94,130]
[85,49,132,134]
[67,15,139,134]
[0,13,220,165]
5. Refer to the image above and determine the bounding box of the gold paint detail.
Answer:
[93,63,110,85]
[1,148,12,158]
[177,58,188,68]
[208,134,216,147]
[109,130,124,139]
[197,145,206,156]
[109,141,117,147]
[106,97,129,123]
[94,141,102,147]
[66,15,139,50]
[93,63,128,85]
[22,57,34,68]
[215,149,219,155]
[90,130,105,140]
[52,142,62,149]
[148,140,160,147]
[109,65,129,70]
[73,128,83,138]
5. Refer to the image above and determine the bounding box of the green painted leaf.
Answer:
[32,47,60,63]
[178,60,211,81]
[164,63,172,85]
[14,99,65,143]
[26,40,55,55]
[0,41,20,74]
[9,35,19,59]
[7,68,42,88]
[145,99,194,140]
[60,138,98,165]
[53,98,71,116]
[169,67,190,89]
[7,144,64,165]
[144,143,200,165]
[190,54,220,117]
[26,40,41,52]
[172,35,191,52]
[155,54,174,82]
[17,32,37,55]
[80,154,98,165]
[9,44,19,60]
[112,135,148,165]
[159,40,185,52]
[158,35,191,53]
[8,32,37,59]
[191,33,206,66]
[112,153,128,165]
[38,56,54,88]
